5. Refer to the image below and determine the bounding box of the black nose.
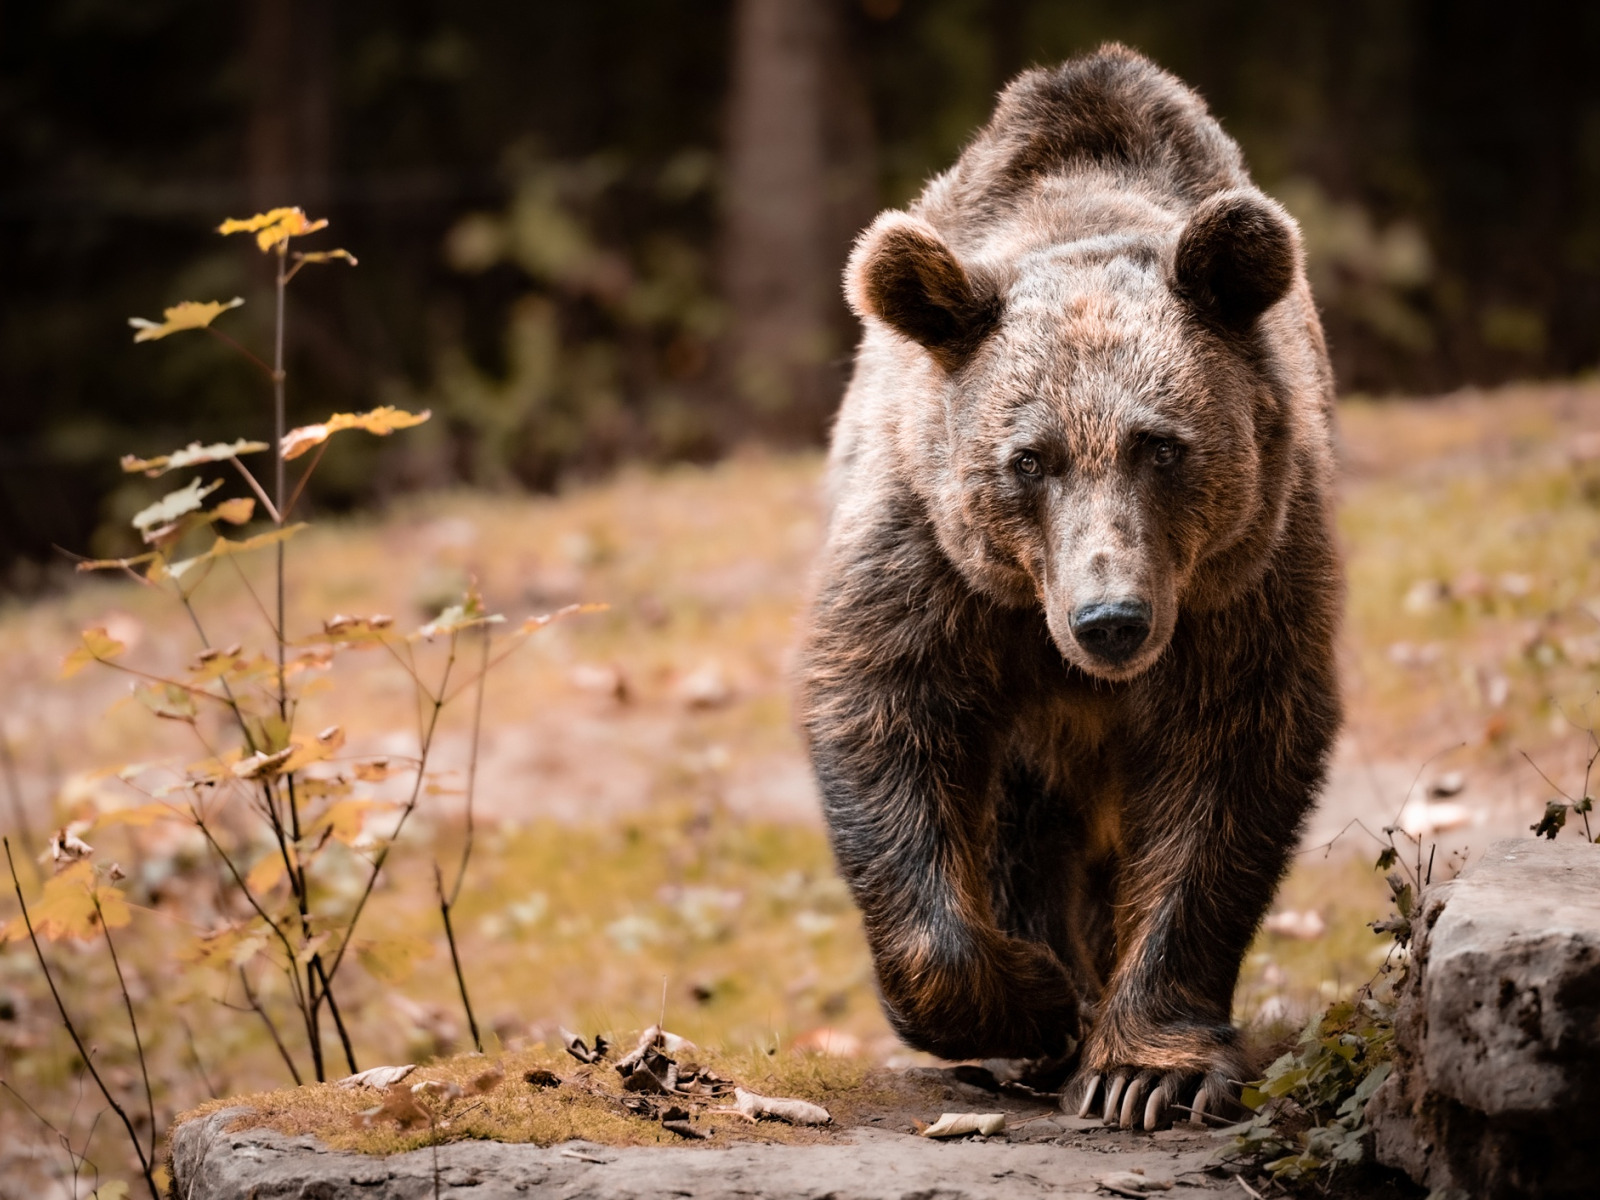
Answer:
[1069,599,1152,664]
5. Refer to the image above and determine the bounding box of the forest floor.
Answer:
[2,380,1598,1195]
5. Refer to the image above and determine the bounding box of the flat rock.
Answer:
[1368,837,1600,1199]
[170,1105,1242,1199]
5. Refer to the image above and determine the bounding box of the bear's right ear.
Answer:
[845,211,1001,370]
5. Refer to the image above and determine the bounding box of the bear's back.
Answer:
[919,45,1248,233]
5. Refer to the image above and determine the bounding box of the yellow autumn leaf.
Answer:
[293,249,358,266]
[356,934,434,985]
[218,207,329,252]
[309,798,389,846]
[121,438,270,477]
[245,851,287,895]
[211,496,255,525]
[93,802,176,829]
[519,601,611,633]
[280,406,431,460]
[61,627,127,679]
[14,862,129,941]
[128,297,244,343]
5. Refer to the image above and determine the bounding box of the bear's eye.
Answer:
[1014,452,1042,478]
[1150,439,1183,467]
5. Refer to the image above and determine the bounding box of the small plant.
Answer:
[1,206,597,1195]
[1219,998,1395,1185]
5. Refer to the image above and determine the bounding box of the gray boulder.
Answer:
[1368,837,1600,1198]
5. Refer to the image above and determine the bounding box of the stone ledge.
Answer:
[1368,837,1600,1199]
[171,1104,1242,1200]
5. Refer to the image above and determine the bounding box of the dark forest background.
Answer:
[3,0,1598,576]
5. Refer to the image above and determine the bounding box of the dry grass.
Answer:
[178,1042,886,1155]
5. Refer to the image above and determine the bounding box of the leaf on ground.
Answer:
[281,406,431,461]
[356,934,434,985]
[1097,1169,1175,1195]
[524,1068,562,1088]
[464,1065,505,1096]
[61,627,127,679]
[559,1027,610,1064]
[921,1112,1006,1138]
[354,1084,430,1130]
[219,207,329,252]
[732,1087,831,1126]
[128,297,243,343]
[339,1064,416,1090]
[122,438,269,477]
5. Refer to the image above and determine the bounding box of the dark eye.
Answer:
[1014,452,1042,478]
[1150,439,1182,467]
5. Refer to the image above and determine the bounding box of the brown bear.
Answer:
[797,44,1341,1131]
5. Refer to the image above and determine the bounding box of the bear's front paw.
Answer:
[1065,1025,1246,1131]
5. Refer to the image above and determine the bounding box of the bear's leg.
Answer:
[1067,704,1332,1130]
[802,545,1083,1061]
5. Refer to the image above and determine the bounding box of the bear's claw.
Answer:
[1070,1068,1234,1131]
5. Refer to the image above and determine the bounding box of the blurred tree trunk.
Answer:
[245,0,332,211]
[721,0,876,445]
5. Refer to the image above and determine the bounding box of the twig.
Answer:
[448,628,491,906]
[180,1015,219,1097]
[282,440,329,522]
[1236,1174,1265,1199]
[435,861,482,1053]
[4,838,161,1200]
[93,891,157,1162]
[226,455,280,525]
[237,968,304,1086]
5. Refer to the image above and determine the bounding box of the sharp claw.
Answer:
[1102,1071,1129,1125]
[1076,1073,1103,1119]
[1190,1081,1211,1127]
[1120,1071,1153,1129]
[1143,1081,1170,1131]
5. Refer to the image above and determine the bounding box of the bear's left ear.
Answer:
[1173,190,1299,331]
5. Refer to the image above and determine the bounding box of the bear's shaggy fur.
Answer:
[797,45,1341,1130]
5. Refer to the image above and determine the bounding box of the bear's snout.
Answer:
[1069,598,1152,665]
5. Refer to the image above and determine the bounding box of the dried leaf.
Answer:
[211,497,256,525]
[352,758,395,783]
[121,438,269,478]
[920,1112,1005,1138]
[280,406,431,461]
[560,1027,610,1064]
[135,479,226,537]
[1097,1170,1174,1196]
[245,852,287,896]
[128,297,243,343]
[338,1063,416,1090]
[524,1068,562,1088]
[61,627,127,679]
[413,1078,461,1102]
[48,827,94,867]
[89,1181,130,1200]
[355,1084,431,1130]
[464,1065,505,1096]
[6,862,130,942]
[308,799,388,846]
[232,747,294,781]
[732,1087,831,1126]
[218,207,329,253]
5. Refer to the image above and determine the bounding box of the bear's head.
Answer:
[845,189,1305,681]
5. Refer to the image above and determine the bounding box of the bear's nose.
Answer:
[1069,599,1151,664]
